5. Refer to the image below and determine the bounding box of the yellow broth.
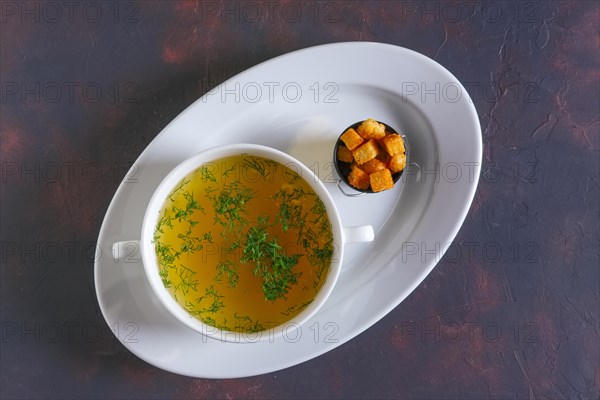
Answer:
[152,155,334,333]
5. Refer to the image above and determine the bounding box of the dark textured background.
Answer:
[1,1,599,399]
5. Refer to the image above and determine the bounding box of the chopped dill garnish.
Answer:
[159,267,172,288]
[168,178,190,202]
[241,217,302,301]
[173,264,199,295]
[155,213,173,235]
[204,186,218,196]
[274,186,314,244]
[199,164,217,183]
[209,181,254,232]
[201,316,229,331]
[225,238,242,251]
[185,300,201,316]
[223,164,236,178]
[196,285,225,314]
[311,198,327,220]
[172,191,205,223]
[215,260,239,288]
[280,300,313,316]
[234,313,265,333]
[177,227,205,254]
[241,156,279,180]
[261,239,302,301]
[284,169,300,184]
[155,241,177,287]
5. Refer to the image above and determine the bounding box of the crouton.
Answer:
[360,158,387,174]
[347,164,370,190]
[337,145,354,163]
[352,139,379,164]
[357,118,386,140]
[379,134,405,156]
[388,153,406,173]
[370,169,394,192]
[340,128,364,151]
[377,151,391,165]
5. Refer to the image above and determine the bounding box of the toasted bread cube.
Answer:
[360,158,387,174]
[352,139,379,164]
[347,164,370,190]
[370,169,394,192]
[377,151,391,165]
[337,145,354,163]
[357,118,386,140]
[388,153,406,173]
[380,134,405,156]
[340,128,364,151]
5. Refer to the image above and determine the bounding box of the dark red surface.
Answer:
[1,1,599,399]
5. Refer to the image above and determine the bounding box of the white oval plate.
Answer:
[94,42,482,378]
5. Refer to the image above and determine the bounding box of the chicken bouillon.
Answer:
[152,155,334,333]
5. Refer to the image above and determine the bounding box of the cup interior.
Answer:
[139,144,344,342]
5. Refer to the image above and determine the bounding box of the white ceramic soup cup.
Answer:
[112,144,374,343]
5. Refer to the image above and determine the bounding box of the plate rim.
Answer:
[94,41,482,378]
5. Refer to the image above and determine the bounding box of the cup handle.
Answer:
[343,226,374,244]
[111,240,142,262]
[337,180,366,197]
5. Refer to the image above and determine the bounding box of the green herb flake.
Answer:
[210,181,254,232]
[241,217,302,301]
[215,260,239,288]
